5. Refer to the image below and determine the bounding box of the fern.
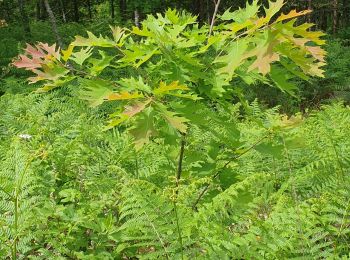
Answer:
[0,140,39,258]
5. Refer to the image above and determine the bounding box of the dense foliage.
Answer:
[1,85,349,259]
[1,0,350,259]
[11,1,327,147]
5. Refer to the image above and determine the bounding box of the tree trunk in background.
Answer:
[134,9,140,27]
[39,0,46,20]
[110,0,115,20]
[119,0,126,22]
[307,0,312,23]
[333,0,338,34]
[59,0,67,22]
[36,0,41,21]
[343,0,348,27]
[87,0,92,19]
[192,0,206,23]
[320,9,328,31]
[17,0,31,37]
[206,0,210,24]
[73,0,79,22]
[44,0,64,48]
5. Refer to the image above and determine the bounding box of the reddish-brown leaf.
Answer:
[13,55,42,70]
[25,44,45,59]
[123,99,151,117]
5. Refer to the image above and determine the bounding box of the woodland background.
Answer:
[1,0,350,108]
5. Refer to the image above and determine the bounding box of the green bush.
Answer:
[0,85,349,258]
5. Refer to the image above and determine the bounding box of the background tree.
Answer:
[43,0,63,48]
[17,0,30,37]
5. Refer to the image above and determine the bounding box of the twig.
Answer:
[192,134,269,210]
[173,201,184,260]
[208,0,222,40]
[173,134,186,259]
[176,135,186,189]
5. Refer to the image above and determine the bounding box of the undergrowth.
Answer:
[0,88,349,259]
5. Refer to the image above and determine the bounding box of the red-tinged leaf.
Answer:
[110,26,127,46]
[291,38,309,47]
[249,52,280,75]
[123,99,152,117]
[25,43,45,59]
[305,46,326,62]
[37,42,60,59]
[247,31,281,75]
[13,55,42,70]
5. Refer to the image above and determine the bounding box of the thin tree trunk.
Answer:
[208,0,221,39]
[119,0,126,22]
[36,0,41,21]
[320,9,327,31]
[343,0,348,27]
[17,0,31,37]
[40,0,46,20]
[58,0,67,22]
[73,0,79,22]
[134,9,140,27]
[87,0,92,19]
[44,0,64,48]
[192,0,205,22]
[307,0,312,23]
[206,0,210,24]
[333,0,338,34]
[110,0,115,20]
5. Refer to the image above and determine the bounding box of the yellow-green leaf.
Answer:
[153,81,189,96]
[107,91,143,101]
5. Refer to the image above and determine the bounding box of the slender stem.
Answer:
[192,134,269,210]
[12,197,18,260]
[173,135,186,259]
[208,0,221,39]
[173,201,184,260]
[176,135,186,189]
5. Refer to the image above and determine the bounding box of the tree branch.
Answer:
[176,135,186,189]
[192,134,269,210]
[208,0,221,39]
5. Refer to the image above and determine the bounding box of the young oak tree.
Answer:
[13,0,326,150]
